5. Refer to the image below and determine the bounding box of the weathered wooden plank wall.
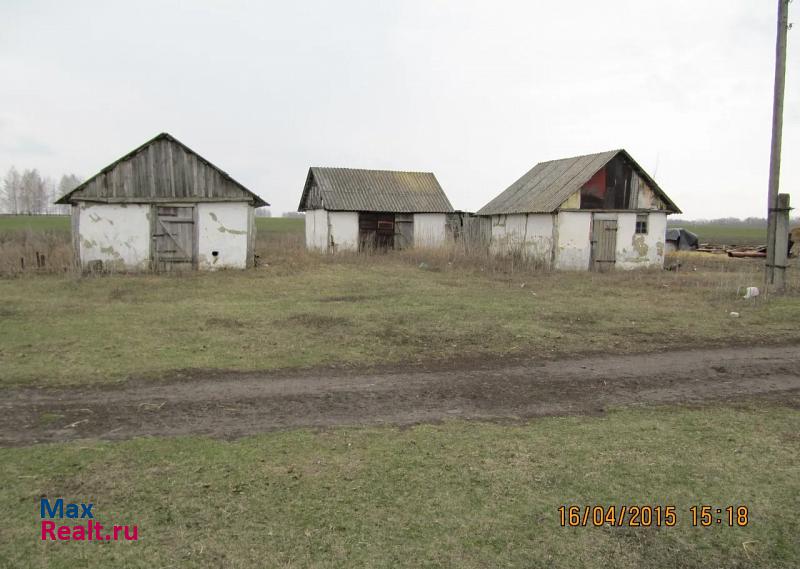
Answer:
[447,213,490,253]
[78,139,248,202]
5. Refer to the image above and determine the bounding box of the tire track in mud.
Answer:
[1,345,798,447]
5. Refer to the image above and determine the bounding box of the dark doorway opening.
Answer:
[359,212,395,251]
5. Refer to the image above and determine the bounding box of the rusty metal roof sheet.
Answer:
[298,167,454,213]
[477,149,679,215]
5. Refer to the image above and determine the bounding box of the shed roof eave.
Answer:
[556,207,681,214]
[59,196,268,206]
[314,207,454,214]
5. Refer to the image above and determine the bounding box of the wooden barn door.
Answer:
[394,214,414,250]
[358,213,395,252]
[153,206,195,271]
[591,218,617,272]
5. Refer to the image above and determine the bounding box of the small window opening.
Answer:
[212,251,219,257]
[635,214,648,235]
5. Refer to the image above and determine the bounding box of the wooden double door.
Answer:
[358,213,414,251]
[153,206,196,271]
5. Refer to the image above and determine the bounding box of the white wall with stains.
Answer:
[615,212,666,269]
[329,211,359,252]
[489,213,553,265]
[490,214,523,254]
[413,213,447,247]
[197,202,250,269]
[305,209,329,251]
[524,214,554,264]
[304,211,452,252]
[554,211,592,270]
[78,203,150,270]
[485,209,667,271]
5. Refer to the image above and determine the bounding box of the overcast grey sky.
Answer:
[1,0,797,218]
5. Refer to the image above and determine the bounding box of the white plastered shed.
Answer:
[298,167,454,252]
[477,149,681,271]
[56,133,268,271]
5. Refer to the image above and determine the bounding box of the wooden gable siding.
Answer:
[77,139,248,202]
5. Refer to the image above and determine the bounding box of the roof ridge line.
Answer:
[312,166,436,176]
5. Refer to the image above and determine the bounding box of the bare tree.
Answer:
[1,168,84,215]
[19,169,48,214]
[55,174,83,214]
[2,166,22,214]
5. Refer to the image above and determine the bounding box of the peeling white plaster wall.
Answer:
[329,211,359,252]
[305,209,329,251]
[489,214,553,265]
[490,214,524,255]
[197,202,249,269]
[413,213,447,247]
[78,203,150,270]
[554,211,592,270]
[487,210,666,271]
[615,212,666,269]
[523,214,554,265]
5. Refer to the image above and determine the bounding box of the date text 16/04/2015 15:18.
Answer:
[558,505,749,528]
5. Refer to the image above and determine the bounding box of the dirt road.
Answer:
[1,345,798,447]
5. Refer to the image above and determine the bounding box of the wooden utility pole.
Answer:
[765,0,790,287]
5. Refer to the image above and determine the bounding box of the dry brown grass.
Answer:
[254,231,799,297]
[255,233,571,279]
[2,222,797,301]
[0,228,74,275]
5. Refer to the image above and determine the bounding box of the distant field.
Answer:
[0,214,303,235]
[0,215,782,247]
[255,216,304,236]
[667,220,767,247]
[0,214,69,233]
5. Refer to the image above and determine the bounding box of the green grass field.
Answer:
[1,214,798,568]
[255,216,304,236]
[667,221,770,247]
[0,214,785,246]
[0,215,70,233]
[1,255,798,387]
[1,403,797,568]
[0,215,301,236]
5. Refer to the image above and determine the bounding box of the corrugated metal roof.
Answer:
[298,167,454,213]
[477,149,680,215]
